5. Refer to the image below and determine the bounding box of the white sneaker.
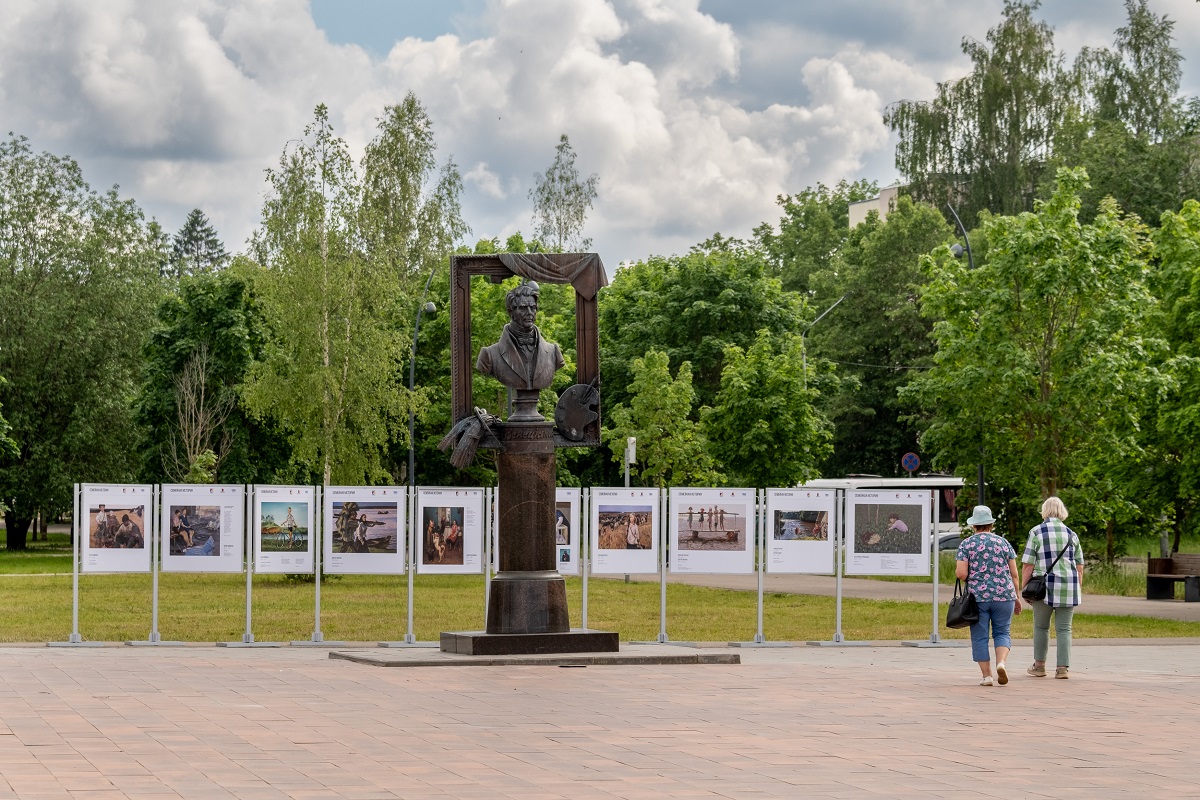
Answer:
[996,663,1008,685]
[979,676,993,686]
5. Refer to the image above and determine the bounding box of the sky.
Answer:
[2,0,1198,266]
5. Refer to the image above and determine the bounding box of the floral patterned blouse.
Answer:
[956,532,1018,602]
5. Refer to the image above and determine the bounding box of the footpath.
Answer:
[620,571,1200,622]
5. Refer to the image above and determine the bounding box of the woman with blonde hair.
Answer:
[1021,496,1085,679]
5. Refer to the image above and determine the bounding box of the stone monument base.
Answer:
[440,629,619,656]
[486,571,570,634]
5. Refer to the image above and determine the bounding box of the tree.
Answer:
[702,330,831,488]
[0,134,166,549]
[884,1,1073,226]
[1149,199,1200,552]
[167,209,229,278]
[754,179,878,293]
[599,237,805,414]
[244,105,412,486]
[602,351,719,488]
[134,267,291,485]
[360,92,469,301]
[528,134,598,252]
[1056,0,1199,225]
[905,169,1163,542]
[806,195,954,478]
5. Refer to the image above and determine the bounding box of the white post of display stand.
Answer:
[730,490,790,648]
[293,486,342,646]
[380,485,432,647]
[657,489,669,644]
[808,489,868,647]
[127,484,182,646]
[581,488,589,630]
[49,484,101,647]
[483,487,493,616]
[219,485,279,647]
[902,491,963,647]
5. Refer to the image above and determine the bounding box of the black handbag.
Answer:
[946,579,979,629]
[1022,536,1071,602]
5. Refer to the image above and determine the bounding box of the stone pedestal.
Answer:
[442,418,617,655]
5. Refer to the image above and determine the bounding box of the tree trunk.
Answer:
[40,511,48,541]
[4,510,32,551]
[1105,519,1115,563]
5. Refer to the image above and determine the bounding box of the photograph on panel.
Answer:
[555,501,571,545]
[851,502,921,554]
[597,504,653,550]
[90,503,146,549]
[259,501,310,552]
[330,501,399,554]
[422,505,465,565]
[677,502,748,550]
[773,509,829,541]
[558,547,571,564]
[167,504,221,556]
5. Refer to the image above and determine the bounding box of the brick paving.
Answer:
[1,643,1198,798]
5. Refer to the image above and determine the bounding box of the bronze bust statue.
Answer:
[476,281,564,421]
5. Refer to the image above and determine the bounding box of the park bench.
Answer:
[1146,554,1200,602]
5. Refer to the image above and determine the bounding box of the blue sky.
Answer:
[2,0,1197,266]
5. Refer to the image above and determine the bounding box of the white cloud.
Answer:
[2,0,1192,266]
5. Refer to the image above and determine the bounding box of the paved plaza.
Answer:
[0,641,1198,799]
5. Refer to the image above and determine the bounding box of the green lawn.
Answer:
[2,573,1198,644]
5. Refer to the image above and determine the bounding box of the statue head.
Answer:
[505,281,540,334]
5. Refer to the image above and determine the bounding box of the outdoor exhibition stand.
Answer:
[802,476,965,648]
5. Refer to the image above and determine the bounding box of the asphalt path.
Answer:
[615,571,1200,621]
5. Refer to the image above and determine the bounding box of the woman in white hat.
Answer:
[955,505,1022,686]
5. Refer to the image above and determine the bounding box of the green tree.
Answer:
[528,134,598,252]
[0,134,166,548]
[360,92,469,301]
[167,209,229,278]
[807,196,953,478]
[754,179,878,293]
[1056,0,1199,225]
[599,237,805,414]
[245,105,410,486]
[702,330,831,488]
[884,1,1073,226]
[134,267,290,485]
[905,169,1163,543]
[1149,199,1200,552]
[603,351,719,488]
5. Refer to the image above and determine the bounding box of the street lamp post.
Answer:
[408,270,437,488]
[946,203,985,506]
[801,293,848,390]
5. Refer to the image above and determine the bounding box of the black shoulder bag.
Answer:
[1021,534,1072,602]
[946,579,979,629]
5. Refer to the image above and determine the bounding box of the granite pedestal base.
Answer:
[440,629,619,656]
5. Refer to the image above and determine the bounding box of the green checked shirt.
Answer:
[1022,517,1084,608]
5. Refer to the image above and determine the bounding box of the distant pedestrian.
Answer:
[955,506,1021,686]
[1022,496,1084,679]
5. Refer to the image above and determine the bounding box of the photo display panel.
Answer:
[589,487,659,574]
[555,487,581,576]
[416,487,484,574]
[82,483,153,573]
[668,487,755,574]
[160,484,245,573]
[323,486,406,575]
[845,489,931,576]
[253,485,315,574]
[765,488,836,574]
